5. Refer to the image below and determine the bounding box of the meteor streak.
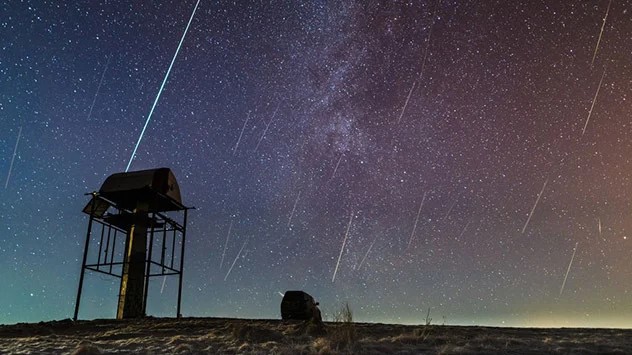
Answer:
[332,211,354,283]
[331,154,344,179]
[407,192,427,249]
[582,68,606,136]
[357,237,377,270]
[396,2,437,124]
[591,0,612,67]
[220,220,233,269]
[287,191,301,228]
[559,242,579,297]
[396,81,416,124]
[418,0,438,83]
[125,0,201,172]
[5,126,22,189]
[224,241,247,281]
[233,112,250,156]
[457,220,471,240]
[598,217,602,239]
[86,56,110,122]
[444,199,457,221]
[521,179,548,234]
[254,104,280,152]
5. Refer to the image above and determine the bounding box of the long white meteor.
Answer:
[332,211,354,283]
[591,0,612,67]
[126,0,201,172]
[582,68,606,136]
[233,112,250,156]
[559,242,579,297]
[521,179,548,234]
[224,241,247,281]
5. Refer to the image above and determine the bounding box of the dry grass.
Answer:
[230,323,284,343]
[70,343,102,354]
[1,317,631,354]
[327,303,358,352]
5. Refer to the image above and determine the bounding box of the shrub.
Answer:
[328,303,357,351]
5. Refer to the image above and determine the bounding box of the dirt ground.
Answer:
[1,317,630,354]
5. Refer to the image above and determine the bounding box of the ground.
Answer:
[0,317,630,354]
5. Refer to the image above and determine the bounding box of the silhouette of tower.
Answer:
[74,168,192,320]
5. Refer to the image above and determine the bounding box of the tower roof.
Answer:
[83,168,186,216]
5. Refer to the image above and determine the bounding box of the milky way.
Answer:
[1,1,631,327]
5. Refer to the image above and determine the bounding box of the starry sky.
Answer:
[1,0,631,328]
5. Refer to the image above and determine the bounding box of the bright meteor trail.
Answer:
[591,0,612,67]
[233,112,250,156]
[521,179,548,234]
[125,0,201,172]
[224,241,247,281]
[332,211,354,283]
[582,68,606,136]
[559,242,579,297]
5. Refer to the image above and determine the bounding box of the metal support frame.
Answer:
[73,192,192,320]
[73,194,97,321]
[142,213,156,315]
[177,209,188,318]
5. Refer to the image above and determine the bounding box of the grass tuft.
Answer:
[328,302,358,351]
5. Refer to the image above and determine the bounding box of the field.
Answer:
[1,317,630,354]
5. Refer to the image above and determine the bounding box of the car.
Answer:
[280,290,322,322]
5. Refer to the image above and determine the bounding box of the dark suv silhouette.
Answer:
[280,290,322,322]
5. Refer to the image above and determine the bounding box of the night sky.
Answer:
[2,0,631,328]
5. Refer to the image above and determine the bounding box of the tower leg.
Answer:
[117,204,149,319]
[74,194,97,321]
[177,209,188,318]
